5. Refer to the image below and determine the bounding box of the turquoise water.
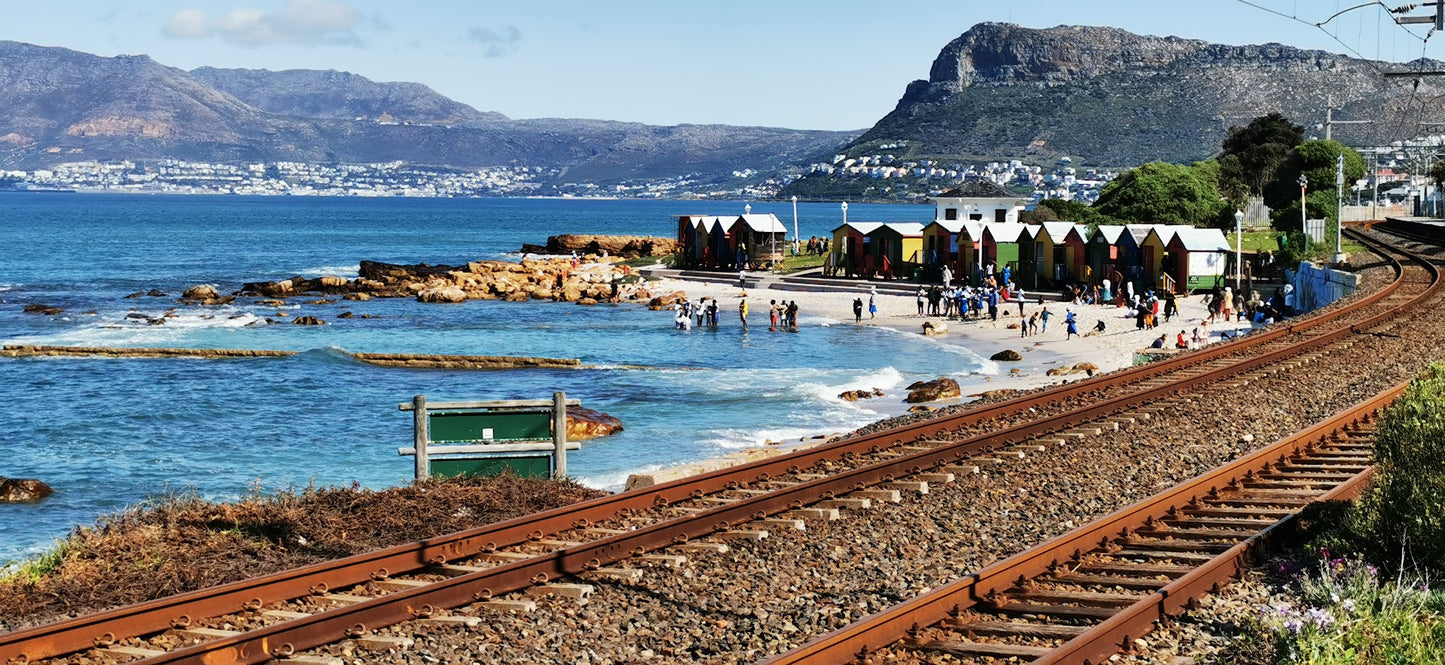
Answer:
[0,194,991,564]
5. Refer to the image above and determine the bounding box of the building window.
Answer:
[995,209,1007,223]
[944,208,958,221]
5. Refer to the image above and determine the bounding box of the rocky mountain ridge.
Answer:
[0,41,855,183]
[848,22,1445,167]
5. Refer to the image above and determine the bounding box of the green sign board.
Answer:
[429,410,551,444]
[429,453,553,479]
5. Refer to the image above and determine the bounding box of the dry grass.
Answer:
[0,475,605,631]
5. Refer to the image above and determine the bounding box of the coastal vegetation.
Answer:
[0,475,603,631]
[1214,363,1445,663]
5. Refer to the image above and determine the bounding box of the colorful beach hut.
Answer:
[980,222,1030,284]
[734,213,788,265]
[1166,228,1230,292]
[1085,225,1129,284]
[707,215,741,269]
[1033,222,1088,285]
[922,220,963,270]
[831,221,883,278]
[864,222,924,279]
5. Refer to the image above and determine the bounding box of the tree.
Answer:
[1018,205,1058,224]
[1266,139,1366,230]
[1430,161,1445,188]
[1218,113,1305,198]
[1092,161,1226,226]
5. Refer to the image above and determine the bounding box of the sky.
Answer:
[2,0,1442,131]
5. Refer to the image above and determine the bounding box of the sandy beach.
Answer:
[639,272,1254,414]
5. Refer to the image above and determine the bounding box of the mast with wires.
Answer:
[1391,1,1445,30]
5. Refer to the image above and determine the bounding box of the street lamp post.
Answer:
[1334,152,1346,264]
[1298,174,1308,241]
[1234,209,1244,291]
[791,195,799,250]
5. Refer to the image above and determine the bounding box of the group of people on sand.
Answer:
[914,281,1039,323]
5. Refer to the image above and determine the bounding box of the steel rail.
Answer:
[117,233,1434,665]
[762,382,1405,665]
[0,229,1419,664]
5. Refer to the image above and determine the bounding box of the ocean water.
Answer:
[0,194,990,564]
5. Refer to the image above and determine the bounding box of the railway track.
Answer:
[764,381,1401,665]
[0,228,1434,665]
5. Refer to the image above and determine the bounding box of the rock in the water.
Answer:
[337,311,355,319]
[567,407,624,440]
[922,320,948,336]
[576,297,598,306]
[417,286,467,303]
[23,304,63,315]
[343,292,372,301]
[838,388,885,402]
[647,291,687,310]
[0,477,53,503]
[905,377,961,403]
[990,349,1023,361]
[124,291,144,299]
[147,289,167,297]
[182,284,220,300]
[292,316,325,325]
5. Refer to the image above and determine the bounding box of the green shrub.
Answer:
[1354,362,1445,571]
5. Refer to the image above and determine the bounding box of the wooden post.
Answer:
[552,391,567,479]
[413,395,429,480]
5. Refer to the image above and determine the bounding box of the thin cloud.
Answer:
[162,8,210,39]
[161,0,364,47]
[467,25,521,58]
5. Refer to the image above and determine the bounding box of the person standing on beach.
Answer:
[1065,309,1079,339]
[852,297,863,323]
[868,287,878,319]
[1016,286,1026,316]
[987,288,999,322]
[739,298,749,330]
[1040,306,1051,332]
[787,300,799,329]
[1019,312,1028,338]
[1028,312,1039,336]
[916,287,926,317]
[768,299,779,331]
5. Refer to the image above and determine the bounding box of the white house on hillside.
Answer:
[930,179,1029,225]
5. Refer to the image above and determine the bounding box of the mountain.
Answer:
[0,41,856,183]
[190,67,507,125]
[814,23,1445,169]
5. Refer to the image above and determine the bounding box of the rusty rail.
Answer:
[764,381,1403,665]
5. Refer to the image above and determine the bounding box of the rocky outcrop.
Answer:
[232,257,636,306]
[990,349,1023,361]
[838,388,885,402]
[790,22,1445,176]
[292,316,324,325]
[566,407,624,441]
[22,304,63,315]
[0,477,54,502]
[922,321,948,336]
[180,284,235,306]
[905,377,961,403]
[527,235,679,259]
